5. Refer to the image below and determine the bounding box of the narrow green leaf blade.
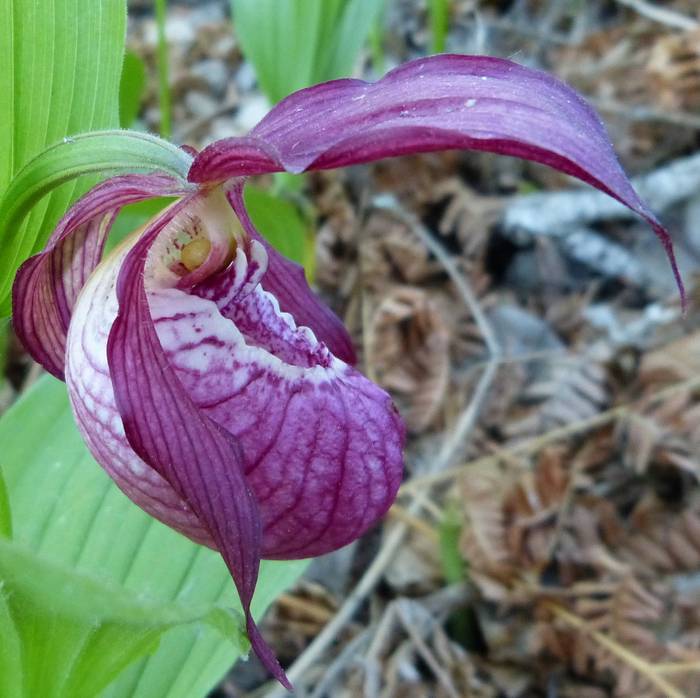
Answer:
[0,0,127,315]
[0,537,246,698]
[0,466,11,539]
[429,0,449,54]
[231,0,382,103]
[0,376,306,697]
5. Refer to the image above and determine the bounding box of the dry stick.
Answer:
[615,0,698,30]
[656,660,700,675]
[363,605,398,696]
[266,202,500,697]
[399,373,700,495]
[544,601,686,698]
[389,503,440,541]
[395,600,461,698]
[307,629,371,698]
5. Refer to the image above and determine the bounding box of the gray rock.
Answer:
[184,90,219,119]
[190,58,229,96]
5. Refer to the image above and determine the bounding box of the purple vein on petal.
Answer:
[12,173,191,379]
[106,199,291,689]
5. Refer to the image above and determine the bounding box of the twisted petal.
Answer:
[12,173,191,378]
[189,54,682,299]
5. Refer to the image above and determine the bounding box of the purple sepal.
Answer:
[189,54,683,300]
[12,173,191,379]
[227,184,357,364]
[106,200,291,689]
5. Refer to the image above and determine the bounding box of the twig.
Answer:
[396,600,461,698]
[307,629,371,698]
[388,503,439,541]
[544,601,686,698]
[557,226,649,282]
[655,660,700,675]
[615,0,698,31]
[363,605,398,696]
[370,193,500,469]
[264,495,430,697]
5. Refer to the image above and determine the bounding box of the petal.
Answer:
[189,54,682,299]
[12,173,191,379]
[103,196,291,688]
[65,222,215,548]
[227,183,357,364]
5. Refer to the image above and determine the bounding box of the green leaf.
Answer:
[0,317,8,391]
[0,375,307,697]
[439,505,465,585]
[0,131,192,316]
[119,51,147,128]
[244,185,315,278]
[0,0,127,315]
[106,197,177,254]
[232,0,384,103]
[0,537,246,698]
[154,0,172,138]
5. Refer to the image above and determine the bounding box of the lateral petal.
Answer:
[13,173,191,379]
[104,197,290,688]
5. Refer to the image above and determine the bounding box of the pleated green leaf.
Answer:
[0,376,307,697]
[0,538,246,698]
[0,0,125,316]
[231,0,384,103]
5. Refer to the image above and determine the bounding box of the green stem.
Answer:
[0,317,8,391]
[155,0,171,138]
[369,12,385,75]
[429,0,449,54]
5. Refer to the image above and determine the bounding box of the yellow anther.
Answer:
[181,238,212,272]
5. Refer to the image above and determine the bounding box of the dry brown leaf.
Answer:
[367,286,450,433]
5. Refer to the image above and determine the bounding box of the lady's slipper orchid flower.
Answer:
[12,55,682,688]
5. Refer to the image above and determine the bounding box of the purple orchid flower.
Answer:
[11,55,682,688]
